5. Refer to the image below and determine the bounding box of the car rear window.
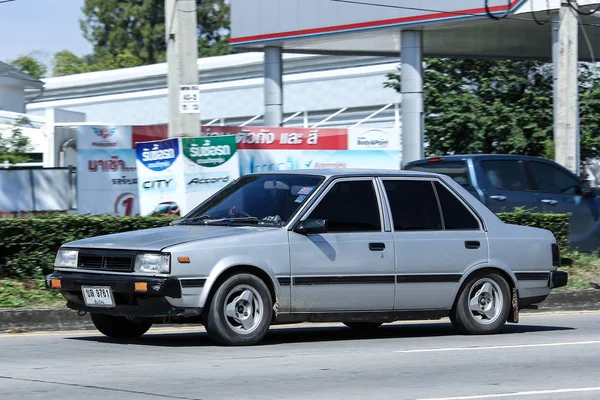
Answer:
[404,161,471,188]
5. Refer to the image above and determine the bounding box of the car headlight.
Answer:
[134,253,170,274]
[54,249,78,268]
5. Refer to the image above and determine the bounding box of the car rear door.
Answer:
[288,177,395,312]
[380,177,489,311]
[476,159,541,213]
[525,160,600,250]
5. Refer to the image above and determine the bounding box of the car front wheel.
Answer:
[90,313,152,339]
[203,273,273,346]
[450,272,510,335]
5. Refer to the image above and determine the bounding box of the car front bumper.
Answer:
[45,272,202,318]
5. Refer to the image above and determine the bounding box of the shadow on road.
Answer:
[67,321,575,347]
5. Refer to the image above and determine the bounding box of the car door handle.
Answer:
[369,242,386,251]
[490,195,506,201]
[465,241,480,249]
[542,199,558,206]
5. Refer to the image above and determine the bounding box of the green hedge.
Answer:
[0,210,570,280]
[0,215,176,279]
[497,209,571,251]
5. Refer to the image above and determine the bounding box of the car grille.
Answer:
[78,252,134,272]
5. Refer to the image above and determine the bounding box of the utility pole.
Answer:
[165,0,201,138]
[554,0,580,174]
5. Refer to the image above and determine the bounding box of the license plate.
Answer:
[82,286,115,308]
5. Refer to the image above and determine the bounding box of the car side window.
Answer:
[308,180,381,232]
[382,180,442,231]
[434,182,481,230]
[528,161,581,195]
[481,160,529,191]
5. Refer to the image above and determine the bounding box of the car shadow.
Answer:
[67,321,576,348]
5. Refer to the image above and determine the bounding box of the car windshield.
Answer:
[154,204,171,213]
[181,174,325,226]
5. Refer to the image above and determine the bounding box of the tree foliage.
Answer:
[8,54,46,80]
[385,59,600,161]
[0,117,33,165]
[50,0,232,77]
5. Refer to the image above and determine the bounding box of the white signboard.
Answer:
[179,85,201,114]
[77,126,139,216]
[136,136,239,216]
[136,138,185,216]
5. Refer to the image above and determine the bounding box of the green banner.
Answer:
[182,136,237,168]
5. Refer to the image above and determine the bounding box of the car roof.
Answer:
[405,154,550,165]
[248,168,441,179]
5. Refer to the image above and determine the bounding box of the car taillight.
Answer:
[551,244,560,267]
[428,157,443,163]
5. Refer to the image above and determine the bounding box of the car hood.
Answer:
[63,225,279,251]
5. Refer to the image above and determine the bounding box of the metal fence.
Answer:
[0,167,76,214]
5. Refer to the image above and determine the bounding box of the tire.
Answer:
[450,271,511,335]
[343,322,383,332]
[203,273,273,346]
[90,313,152,339]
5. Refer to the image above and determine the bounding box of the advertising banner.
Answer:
[182,136,240,212]
[135,136,239,216]
[135,138,184,216]
[77,126,140,216]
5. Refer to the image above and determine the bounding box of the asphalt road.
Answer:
[1,311,599,400]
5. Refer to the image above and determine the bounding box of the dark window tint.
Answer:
[309,180,381,232]
[404,161,471,188]
[481,160,529,191]
[435,182,480,230]
[383,180,442,231]
[528,161,581,195]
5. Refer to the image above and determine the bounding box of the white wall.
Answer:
[0,83,25,113]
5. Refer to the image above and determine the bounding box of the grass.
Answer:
[0,279,64,308]
[557,252,600,291]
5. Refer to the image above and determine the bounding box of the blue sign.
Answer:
[136,138,180,172]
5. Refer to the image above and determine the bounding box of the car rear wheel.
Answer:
[90,313,152,339]
[203,273,273,346]
[450,272,510,335]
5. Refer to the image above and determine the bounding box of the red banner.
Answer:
[202,126,348,150]
[131,125,349,150]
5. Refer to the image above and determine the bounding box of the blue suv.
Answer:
[404,154,600,252]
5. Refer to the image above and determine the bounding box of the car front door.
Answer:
[477,159,540,213]
[380,177,489,311]
[288,178,395,312]
[526,160,600,251]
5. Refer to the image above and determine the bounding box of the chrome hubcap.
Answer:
[468,278,503,325]
[224,285,263,334]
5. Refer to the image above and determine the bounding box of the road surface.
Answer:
[1,311,599,400]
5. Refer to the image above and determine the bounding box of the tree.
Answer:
[384,59,600,161]
[79,0,232,66]
[52,50,88,77]
[0,117,33,165]
[9,54,47,79]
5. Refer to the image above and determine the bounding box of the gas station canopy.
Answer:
[230,0,600,61]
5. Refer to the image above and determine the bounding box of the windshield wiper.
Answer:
[174,214,212,225]
[203,217,260,226]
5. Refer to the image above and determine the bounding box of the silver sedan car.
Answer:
[46,169,567,345]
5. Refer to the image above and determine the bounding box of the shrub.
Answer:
[0,214,176,279]
[0,210,571,280]
[497,208,571,251]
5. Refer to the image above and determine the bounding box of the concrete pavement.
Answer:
[0,312,599,400]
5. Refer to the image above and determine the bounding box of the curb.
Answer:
[1,290,599,333]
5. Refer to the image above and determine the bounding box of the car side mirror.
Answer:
[296,218,328,235]
[582,180,597,198]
